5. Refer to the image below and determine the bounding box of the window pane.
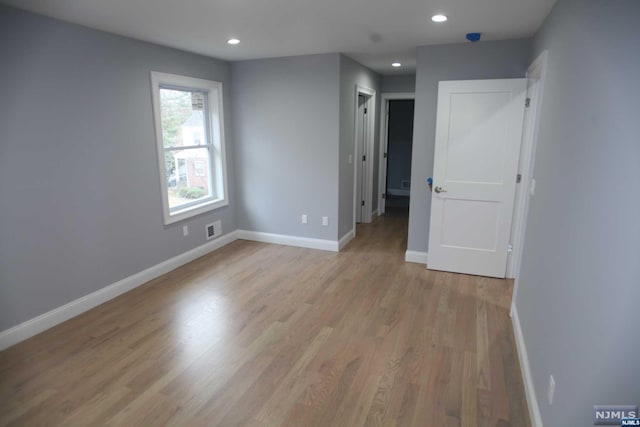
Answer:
[165,147,213,210]
[159,88,208,148]
[151,72,227,224]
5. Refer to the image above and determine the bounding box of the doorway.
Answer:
[507,51,548,280]
[428,51,548,280]
[353,86,376,228]
[355,94,368,223]
[427,78,527,278]
[378,93,415,215]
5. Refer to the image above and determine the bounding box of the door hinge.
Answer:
[516,173,522,183]
[525,98,531,108]
[382,193,386,199]
[362,155,366,161]
[507,244,514,253]
[361,200,365,206]
[383,152,387,158]
[364,107,368,114]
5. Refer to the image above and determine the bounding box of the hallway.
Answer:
[0,210,529,426]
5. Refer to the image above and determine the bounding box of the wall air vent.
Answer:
[206,220,222,240]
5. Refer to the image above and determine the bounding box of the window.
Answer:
[150,72,228,224]
[194,160,206,177]
[192,130,202,146]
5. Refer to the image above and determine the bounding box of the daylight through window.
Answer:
[151,72,228,224]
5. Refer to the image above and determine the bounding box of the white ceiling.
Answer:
[2,0,557,74]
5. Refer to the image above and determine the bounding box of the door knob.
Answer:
[434,186,447,193]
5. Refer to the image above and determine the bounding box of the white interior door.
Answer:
[427,79,527,278]
[379,100,390,215]
[355,94,367,223]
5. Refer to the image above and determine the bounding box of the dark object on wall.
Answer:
[466,33,481,42]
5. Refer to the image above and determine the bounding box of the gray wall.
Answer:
[381,74,416,93]
[0,6,237,330]
[231,54,341,240]
[386,100,414,192]
[515,0,640,425]
[408,39,532,252]
[338,55,382,238]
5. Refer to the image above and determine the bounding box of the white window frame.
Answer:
[150,71,229,225]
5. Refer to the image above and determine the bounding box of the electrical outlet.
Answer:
[182,225,189,236]
[322,216,329,226]
[301,214,308,224]
[547,375,555,405]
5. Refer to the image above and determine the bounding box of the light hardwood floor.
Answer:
[0,208,530,427]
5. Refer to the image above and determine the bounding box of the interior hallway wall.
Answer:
[381,74,416,93]
[338,55,382,238]
[515,0,640,425]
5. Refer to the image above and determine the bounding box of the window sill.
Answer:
[163,198,228,225]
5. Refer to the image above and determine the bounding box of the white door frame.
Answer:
[378,92,415,215]
[353,85,376,231]
[507,50,549,280]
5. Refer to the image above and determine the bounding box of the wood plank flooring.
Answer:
[0,207,530,426]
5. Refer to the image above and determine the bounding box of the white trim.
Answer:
[510,304,544,427]
[0,231,239,351]
[508,50,548,282]
[237,230,339,252]
[405,250,428,264]
[338,229,355,250]
[508,56,549,427]
[387,188,411,197]
[352,85,376,230]
[150,71,229,225]
[0,228,347,350]
[378,92,415,215]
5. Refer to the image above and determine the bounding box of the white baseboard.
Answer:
[511,304,543,427]
[237,230,339,252]
[388,188,411,197]
[371,208,379,217]
[338,230,355,251]
[0,231,239,351]
[405,250,428,264]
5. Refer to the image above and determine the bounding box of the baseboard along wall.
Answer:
[405,250,428,264]
[510,304,544,427]
[0,230,239,351]
[0,228,345,351]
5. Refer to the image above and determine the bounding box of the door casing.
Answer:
[352,85,376,232]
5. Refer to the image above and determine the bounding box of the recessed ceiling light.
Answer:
[431,14,448,23]
[392,62,402,68]
[227,38,240,45]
